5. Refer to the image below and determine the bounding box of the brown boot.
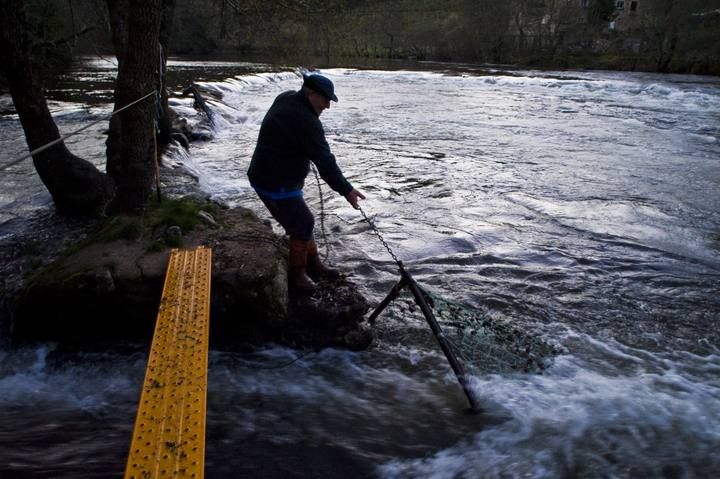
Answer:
[307,239,342,281]
[288,238,316,292]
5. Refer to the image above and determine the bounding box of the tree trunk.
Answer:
[106,0,164,212]
[0,0,115,216]
[514,11,526,54]
[157,0,177,149]
[109,0,176,150]
[106,0,129,67]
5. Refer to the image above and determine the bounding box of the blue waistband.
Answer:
[252,184,303,200]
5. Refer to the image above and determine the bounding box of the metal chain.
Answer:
[310,164,330,261]
[309,164,403,271]
[357,205,404,270]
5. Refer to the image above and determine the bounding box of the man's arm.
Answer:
[302,115,353,195]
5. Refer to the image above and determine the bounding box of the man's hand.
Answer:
[345,189,366,209]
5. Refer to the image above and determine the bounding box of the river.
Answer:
[1,57,719,478]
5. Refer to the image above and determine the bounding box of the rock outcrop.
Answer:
[10,201,371,350]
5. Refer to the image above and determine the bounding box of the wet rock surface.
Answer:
[285,277,372,351]
[1,199,372,350]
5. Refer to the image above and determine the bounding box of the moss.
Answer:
[24,258,70,288]
[28,257,43,269]
[82,196,218,247]
[22,196,222,285]
[150,197,203,232]
[59,268,93,286]
[92,216,144,243]
[24,261,92,289]
[164,235,183,248]
[148,196,223,231]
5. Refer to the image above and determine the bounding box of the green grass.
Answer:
[93,216,144,243]
[22,197,222,285]
[86,196,221,248]
[151,196,222,230]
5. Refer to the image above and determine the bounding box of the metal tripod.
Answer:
[368,262,481,413]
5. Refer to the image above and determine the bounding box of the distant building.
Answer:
[614,1,639,13]
[611,0,640,31]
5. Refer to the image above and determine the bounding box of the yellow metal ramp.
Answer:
[125,247,212,479]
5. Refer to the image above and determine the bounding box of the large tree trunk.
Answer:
[106,0,165,212]
[157,0,177,149]
[0,0,115,216]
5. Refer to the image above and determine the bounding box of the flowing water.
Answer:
[1,58,719,478]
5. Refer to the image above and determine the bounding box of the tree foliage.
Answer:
[588,0,617,25]
[7,0,716,75]
[147,0,719,74]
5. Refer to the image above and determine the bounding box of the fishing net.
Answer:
[418,287,558,375]
[374,284,558,376]
[359,207,557,377]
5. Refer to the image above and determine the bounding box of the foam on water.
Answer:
[0,345,146,411]
[380,334,720,478]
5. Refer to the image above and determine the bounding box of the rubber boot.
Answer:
[288,238,316,292]
[307,239,342,281]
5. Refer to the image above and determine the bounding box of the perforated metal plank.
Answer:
[125,247,212,479]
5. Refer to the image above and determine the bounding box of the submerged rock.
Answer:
[285,277,372,351]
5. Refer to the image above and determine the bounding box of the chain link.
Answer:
[310,163,402,270]
[358,205,404,269]
[310,164,330,261]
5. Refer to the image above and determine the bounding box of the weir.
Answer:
[124,247,212,479]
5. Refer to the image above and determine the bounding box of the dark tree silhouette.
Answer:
[106,0,167,212]
[0,0,176,215]
[0,0,115,216]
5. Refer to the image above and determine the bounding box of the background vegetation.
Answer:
[12,0,719,78]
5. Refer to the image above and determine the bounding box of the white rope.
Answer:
[0,90,157,172]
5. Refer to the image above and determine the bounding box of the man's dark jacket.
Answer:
[247,90,353,196]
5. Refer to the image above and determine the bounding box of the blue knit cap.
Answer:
[302,73,338,102]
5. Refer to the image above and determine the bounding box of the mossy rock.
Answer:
[11,197,371,350]
[13,202,288,344]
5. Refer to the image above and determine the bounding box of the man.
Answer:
[247,73,365,291]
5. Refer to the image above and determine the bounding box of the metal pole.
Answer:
[367,277,408,324]
[401,269,481,412]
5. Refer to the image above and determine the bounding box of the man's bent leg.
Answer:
[288,238,316,292]
[256,195,316,292]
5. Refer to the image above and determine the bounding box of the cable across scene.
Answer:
[0,90,158,173]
